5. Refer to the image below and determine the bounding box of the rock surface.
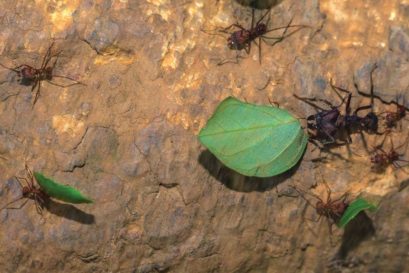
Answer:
[0,0,409,272]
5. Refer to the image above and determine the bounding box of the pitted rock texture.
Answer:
[0,0,409,273]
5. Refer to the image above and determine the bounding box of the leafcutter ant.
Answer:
[0,164,49,215]
[291,177,349,245]
[203,8,307,65]
[0,41,84,107]
[294,69,381,148]
[370,134,409,173]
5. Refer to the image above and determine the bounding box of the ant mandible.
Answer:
[0,41,84,107]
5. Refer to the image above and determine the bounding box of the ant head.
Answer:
[315,200,326,215]
[362,112,378,132]
[397,104,406,118]
[20,66,36,80]
[255,23,267,35]
[370,153,382,164]
[227,37,236,50]
[21,186,31,197]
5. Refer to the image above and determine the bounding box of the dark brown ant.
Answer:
[291,178,349,235]
[203,8,307,65]
[0,41,84,107]
[294,66,381,148]
[370,135,409,173]
[0,164,49,215]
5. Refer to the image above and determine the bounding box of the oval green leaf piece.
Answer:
[34,172,93,204]
[338,198,376,228]
[198,96,308,177]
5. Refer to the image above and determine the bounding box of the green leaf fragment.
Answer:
[34,172,93,204]
[198,96,308,177]
[338,198,376,228]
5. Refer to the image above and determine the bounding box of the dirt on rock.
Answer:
[0,0,409,272]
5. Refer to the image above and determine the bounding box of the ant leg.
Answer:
[359,131,370,153]
[2,197,29,210]
[393,132,409,151]
[258,36,262,64]
[34,195,43,215]
[31,80,41,107]
[319,174,332,203]
[255,7,272,27]
[40,42,55,70]
[50,50,63,70]
[293,94,332,111]
[0,63,24,73]
[52,74,85,85]
[290,185,322,206]
[330,81,352,108]
[217,23,245,34]
[355,63,378,112]
[251,8,255,30]
[47,80,83,88]
[354,104,372,115]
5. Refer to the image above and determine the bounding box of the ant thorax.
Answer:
[253,23,267,37]
[315,200,327,215]
[22,186,31,197]
[371,153,388,166]
[315,198,348,222]
[42,67,53,81]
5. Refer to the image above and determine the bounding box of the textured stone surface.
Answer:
[0,0,409,272]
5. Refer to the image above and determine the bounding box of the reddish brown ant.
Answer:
[355,65,409,131]
[291,178,349,236]
[0,41,84,107]
[203,8,307,65]
[370,134,409,173]
[0,164,49,215]
[383,104,406,129]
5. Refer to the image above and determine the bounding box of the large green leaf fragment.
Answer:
[34,172,93,204]
[198,96,308,177]
[338,198,376,228]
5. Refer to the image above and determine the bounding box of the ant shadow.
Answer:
[333,212,375,263]
[44,199,95,225]
[198,149,303,192]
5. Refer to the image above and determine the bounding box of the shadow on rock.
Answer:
[45,199,95,225]
[235,0,283,9]
[198,149,301,192]
[335,212,375,261]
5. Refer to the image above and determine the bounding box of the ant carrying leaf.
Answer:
[0,164,49,215]
[0,41,84,107]
[1,164,93,216]
[290,175,349,245]
[202,8,308,65]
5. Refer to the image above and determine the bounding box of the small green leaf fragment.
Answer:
[338,198,376,228]
[34,172,93,204]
